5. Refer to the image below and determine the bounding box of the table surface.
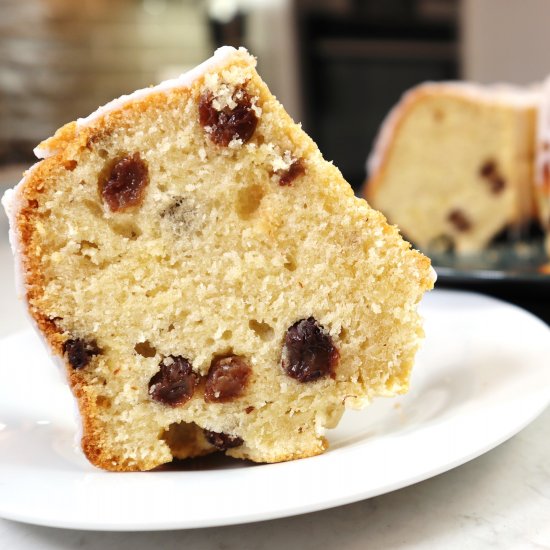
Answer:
[1,219,549,549]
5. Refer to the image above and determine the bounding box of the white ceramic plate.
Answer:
[1,289,549,531]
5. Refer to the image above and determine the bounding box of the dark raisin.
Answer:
[100,152,149,212]
[279,159,306,186]
[479,160,496,178]
[204,355,251,403]
[479,160,506,194]
[148,356,198,406]
[447,209,472,232]
[199,89,258,146]
[488,176,506,194]
[63,338,100,370]
[282,317,339,383]
[203,429,243,450]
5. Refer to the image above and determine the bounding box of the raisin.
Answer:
[279,159,306,186]
[199,89,258,146]
[204,355,251,403]
[479,160,496,178]
[203,429,243,450]
[100,152,149,212]
[63,338,100,370]
[282,317,339,383]
[479,159,506,194]
[148,356,198,407]
[447,209,471,232]
[488,176,506,194]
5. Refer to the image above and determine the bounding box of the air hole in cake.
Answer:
[110,221,142,240]
[148,355,199,407]
[236,184,265,220]
[323,202,335,214]
[134,340,157,358]
[161,421,205,457]
[221,330,232,340]
[95,395,112,408]
[77,240,100,264]
[198,87,259,146]
[98,149,109,159]
[63,338,101,370]
[83,199,104,219]
[145,285,169,299]
[63,159,78,171]
[338,326,348,341]
[80,240,98,250]
[204,355,252,403]
[283,254,297,271]
[46,316,63,330]
[282,318,339,383]
[99,152,149,212]
[203,429,243,450]
[249,319,275,341]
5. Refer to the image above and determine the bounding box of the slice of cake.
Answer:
[2,46,433,471]
[365,83,538,253]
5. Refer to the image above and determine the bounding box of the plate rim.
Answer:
[1,289,550,532]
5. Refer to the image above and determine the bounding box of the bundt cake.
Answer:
[365,82,538,254]
[2,46,433,471]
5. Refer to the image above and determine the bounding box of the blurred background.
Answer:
[3,0,550,192]
[1,0,550,331]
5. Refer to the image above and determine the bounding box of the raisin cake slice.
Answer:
[365,82,537,254]
[2,46,433,471]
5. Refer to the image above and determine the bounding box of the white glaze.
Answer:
[1,162,42,301]
[34,46,247,159]
[366,81,540,178]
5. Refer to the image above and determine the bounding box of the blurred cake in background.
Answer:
[364,82,539,254]
[536,77,550,257]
